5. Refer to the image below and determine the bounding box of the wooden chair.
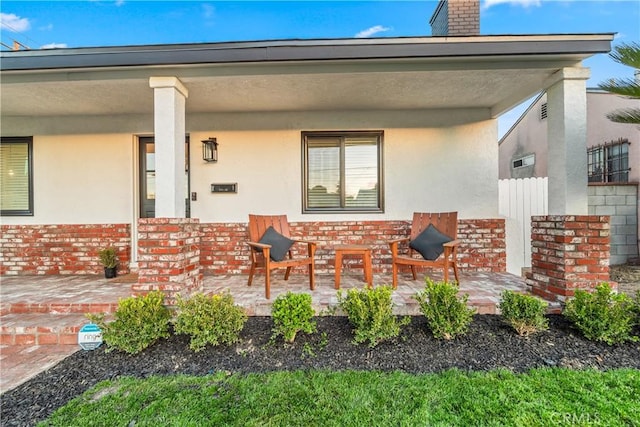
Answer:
[246,214,316,299]
[388,212,460,289]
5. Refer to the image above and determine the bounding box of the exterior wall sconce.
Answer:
[202,137,218,162]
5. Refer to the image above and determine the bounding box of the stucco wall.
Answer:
[498,94,548,180]
[189,121,498,223]
[2,114,497,225]
[1,134,134,225]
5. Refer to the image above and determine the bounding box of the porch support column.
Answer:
[526,68,612,306]
[149,77,188,218]
[546,67,590,215]
[134,218,203,305]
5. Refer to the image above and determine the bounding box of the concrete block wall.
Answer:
[588,183,639,265]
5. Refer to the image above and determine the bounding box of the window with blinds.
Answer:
[302,131,383,213]
[1,137,33,216]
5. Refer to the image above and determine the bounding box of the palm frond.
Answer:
[598,78,640,98]
[606,108,640,125]
[609,42,640,69]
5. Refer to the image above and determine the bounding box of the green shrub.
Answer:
[271,292,316,343]
[563,283,638,345]
[413,279,476,340]
[174,293,247,352]
[87,291,170,354]
[98,247,118,268]
[498,290,549,336]
[337,286,410,347]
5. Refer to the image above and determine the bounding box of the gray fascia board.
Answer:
[0,34,614,72]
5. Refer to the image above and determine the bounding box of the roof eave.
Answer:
[0,34,615,72]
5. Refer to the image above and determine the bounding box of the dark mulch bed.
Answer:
[2,314,640,426]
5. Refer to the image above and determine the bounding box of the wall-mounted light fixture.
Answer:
[202,137,218,163]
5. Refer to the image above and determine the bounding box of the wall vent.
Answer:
[540,103,548,120]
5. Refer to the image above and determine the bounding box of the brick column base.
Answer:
[526,215,612,304]
[134,218,203,305]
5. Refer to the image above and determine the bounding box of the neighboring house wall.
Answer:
[499,91,639,182]
[498,93,548,180]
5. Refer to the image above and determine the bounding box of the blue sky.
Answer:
[1,0,639,135]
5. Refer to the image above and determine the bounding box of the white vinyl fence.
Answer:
[498,177,548,275]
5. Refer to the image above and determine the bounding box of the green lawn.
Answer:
[40,368,639,427]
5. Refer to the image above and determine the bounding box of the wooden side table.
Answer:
[334,244,373,289]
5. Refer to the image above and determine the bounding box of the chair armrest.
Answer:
[247,241,270,251]
[292,239,317,257]
[292,238,315,246]
[388,237,410,257]
[388,237,410,246]
[443,239,461,248]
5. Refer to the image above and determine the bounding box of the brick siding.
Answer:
[0,224,131,275]
[200,218,506,275]
[134,218,203,304]
[430,0,479,36]
[0,218,505,279]
[526,215,611,303]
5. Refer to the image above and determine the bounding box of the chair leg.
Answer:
[309,263,315,291]
[452,261,460,283]
[410,265,417,280]
[443,264,449,283]
[247,261,256,286]
[392,262,398,289]
[265,268,271,299]
[284,266,292,281]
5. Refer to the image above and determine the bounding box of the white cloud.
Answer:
[1,13,31,32]
[39,23,54,31]
[202,3,215,19]
[40,43,68,49]
[355,25,391,38]
[482,0,541,10]
[115,0,125,6]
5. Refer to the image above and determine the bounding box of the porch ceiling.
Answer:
[1,34,613,120]
[0,64,571,119]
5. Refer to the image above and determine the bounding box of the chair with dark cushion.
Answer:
[246,214,316,299]
[388,212,460,288]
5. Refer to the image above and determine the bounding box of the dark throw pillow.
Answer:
[258,226,295,262]
[409,224,453,261]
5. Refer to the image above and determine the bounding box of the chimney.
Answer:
[429,0,480,36]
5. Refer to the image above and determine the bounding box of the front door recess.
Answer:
[139,136,190,218]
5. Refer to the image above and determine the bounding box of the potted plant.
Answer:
[98,247,119,278]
